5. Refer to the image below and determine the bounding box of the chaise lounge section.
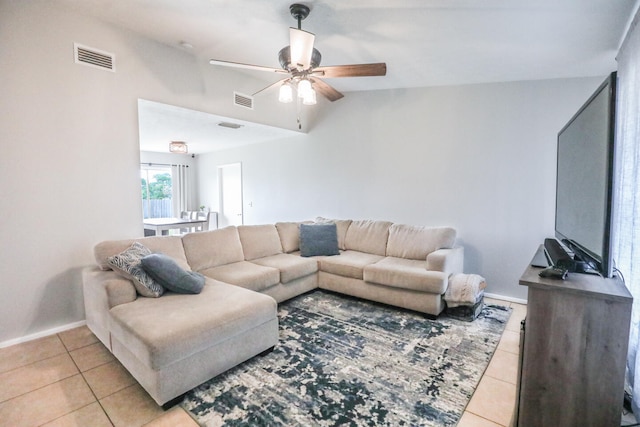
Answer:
[83,218,463,405]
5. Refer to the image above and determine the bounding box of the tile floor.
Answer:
[0,298,526,427]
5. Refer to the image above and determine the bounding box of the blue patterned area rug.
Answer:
[181,290,511,426]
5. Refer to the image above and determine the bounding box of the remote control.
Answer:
[539,266,568,280]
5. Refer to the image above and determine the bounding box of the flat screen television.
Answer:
[555,72,617,278]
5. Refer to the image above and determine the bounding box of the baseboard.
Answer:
[0,320,87,349]
[484,292,528,305]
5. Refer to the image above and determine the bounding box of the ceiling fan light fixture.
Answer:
[297,78,312,99]
[169,141,188,154]
[289,28,315,70]
[278,83,293,103]
[208,2,386,113]
[303,88,317,105]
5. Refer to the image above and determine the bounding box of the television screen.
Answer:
[555,72,616,277]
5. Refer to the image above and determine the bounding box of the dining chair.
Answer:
[196,211,210,231]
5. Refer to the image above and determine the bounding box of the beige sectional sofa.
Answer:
[83,218,463,406]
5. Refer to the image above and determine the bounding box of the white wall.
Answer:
[0,1,605,345]
[198,77,603,301]
[0,1,297,346]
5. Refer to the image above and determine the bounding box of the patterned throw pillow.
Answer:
[107,242,164,298]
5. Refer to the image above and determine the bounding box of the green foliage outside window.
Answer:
[141,172,172,199]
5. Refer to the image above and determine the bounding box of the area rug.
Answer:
[181,290,511,426]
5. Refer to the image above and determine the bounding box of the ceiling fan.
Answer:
[209,3,387,105]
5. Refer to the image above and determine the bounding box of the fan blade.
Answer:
[289,28,315,70]
[209,59,288,74]
[310,78,344,102]
[313,63,387,78]
[253,78,289,97]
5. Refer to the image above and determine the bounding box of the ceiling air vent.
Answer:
[234,92,254,110]
[74,43,115,72]
[218,122,243,129]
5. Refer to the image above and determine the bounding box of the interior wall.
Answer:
[0,0,606,345]
[198,77,603,301]
[0,1,297,346]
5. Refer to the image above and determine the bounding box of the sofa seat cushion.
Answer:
[109,280,277,370]
[363,257,448,294]
[318,250,385,280]
[200,261,280,292]
[251,254,318,284]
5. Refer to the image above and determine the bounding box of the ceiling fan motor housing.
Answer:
[278,46,322,71]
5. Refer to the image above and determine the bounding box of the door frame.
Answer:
[217,162,243,227]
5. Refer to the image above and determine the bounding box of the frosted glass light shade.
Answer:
[303,88,317,105]
[278,84,293,103]
[289,28,315,70]
[297,79,312,99]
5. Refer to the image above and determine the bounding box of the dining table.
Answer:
[143,217,208,236]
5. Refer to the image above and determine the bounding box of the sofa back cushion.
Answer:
[237,224,283,261]
[275,221,312,253]
[94,236,189,271]
[182,226,244,271]
[344,220,393,256]
[315,217,352,250]
[386,224,457,260]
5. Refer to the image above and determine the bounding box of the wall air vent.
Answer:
[74,43,115,72]
[234,92,254,110]
[218,122,243,129]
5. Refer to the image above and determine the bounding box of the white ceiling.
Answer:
[60,0,638,153]
[138,100,300,154]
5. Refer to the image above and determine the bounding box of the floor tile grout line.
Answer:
[0,354,83,405]
[464,410,509,427]
[0,351,68,378]
[0,348,69,377]
[60,331,118,427]
[0,372,87,411]
[56,329,150,425]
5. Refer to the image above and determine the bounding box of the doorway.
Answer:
[218,163,243,227]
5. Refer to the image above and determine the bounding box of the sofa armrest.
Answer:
[426,246,464,275]
[82,267,137,348]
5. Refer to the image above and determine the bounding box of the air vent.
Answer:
[74,43,115,72]
[218,122,243,129]
[234,92,254,110]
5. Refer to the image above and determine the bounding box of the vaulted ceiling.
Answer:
[60,0,637,91]
[58,0,638,153]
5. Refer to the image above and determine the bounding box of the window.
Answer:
[141,166,172,218]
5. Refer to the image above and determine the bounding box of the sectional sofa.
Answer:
[83,218,464,406]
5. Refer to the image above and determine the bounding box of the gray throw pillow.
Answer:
[107,242,164,298]
[299,223,340,257]
[141,253,205,294]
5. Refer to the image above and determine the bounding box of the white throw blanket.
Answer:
[445,274,487,308]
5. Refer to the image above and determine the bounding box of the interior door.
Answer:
[218,163,243,227]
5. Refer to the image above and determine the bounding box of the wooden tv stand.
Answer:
[513,248,632,427]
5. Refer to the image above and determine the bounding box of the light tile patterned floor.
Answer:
[0,299,526,427]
